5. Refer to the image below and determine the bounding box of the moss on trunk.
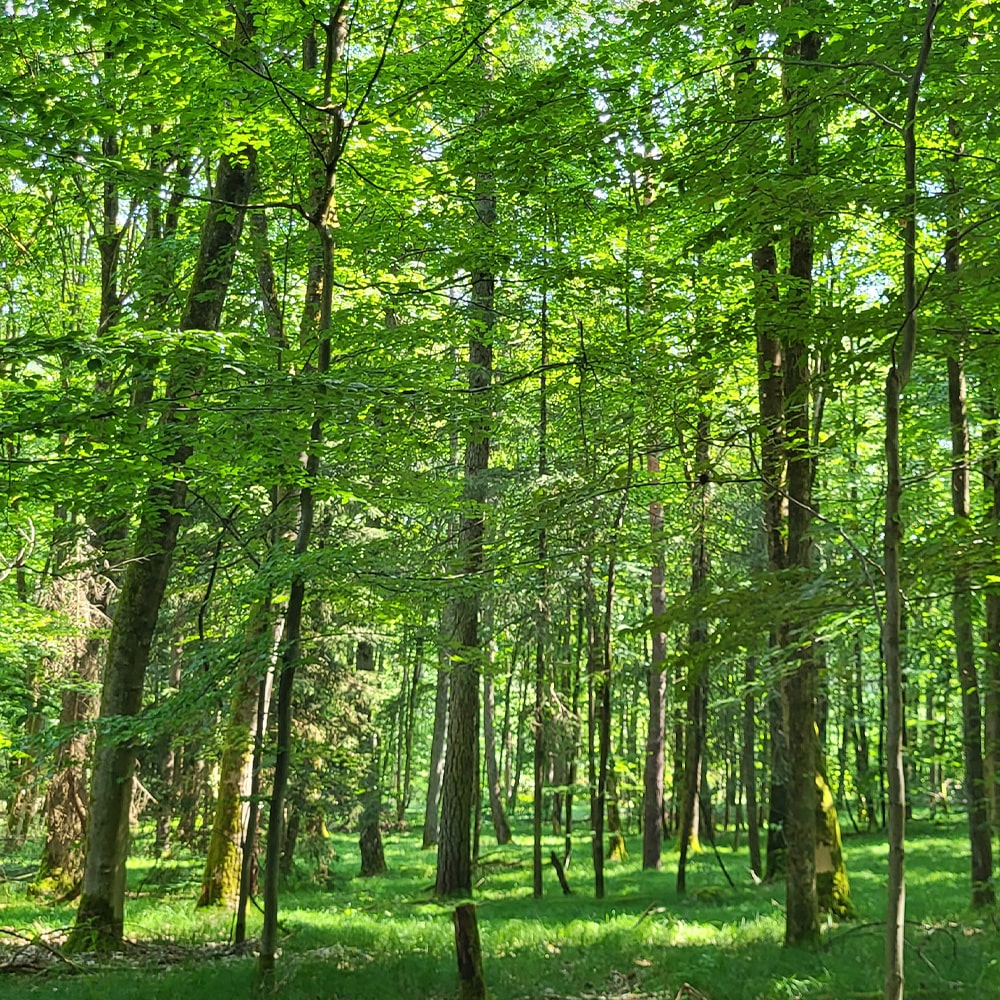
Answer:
[815,772,855,919]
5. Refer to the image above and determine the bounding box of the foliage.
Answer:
[1,818,997,999]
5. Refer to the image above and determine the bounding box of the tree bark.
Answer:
[742,656,762,880]
[36,536,106,897]
[947,350,994,906]
[677,412,710,896]
[423,638,450,847]
[983,392,1000,836]
[884,6,938,995]
[779,20,823,946]
[944,118,994,909]
[358,641,387,877]
[435,165,494,897]
[484,671,512,846]
[642,449,668,870]
[198,598,278,907]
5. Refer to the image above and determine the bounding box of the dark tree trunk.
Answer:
[983,392,1000,836]
[677,411,710,895]
[257,17,346,982]
[435,163,493,896]
[357,643,387,877]
[947,349,994,906]
[642,450,668,870]
[742,657,762,880]
[884,10,938,993]
[533,293,549,895]
[484,671,511,846]
[423,640,450,847]
[944,128,994,908]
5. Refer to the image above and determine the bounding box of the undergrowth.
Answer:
[1,816,997,999]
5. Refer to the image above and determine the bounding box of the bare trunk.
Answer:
[983,393,1000,835]
[423,644,450,847]
[780,24,822,947]
[944,119,994,908]
[884,7,938,995]
[198,599,278,907]
[37,546,106,896]
[947,351,994,906]
[677,411,710,896]
[643,450,668,870]
[484,672,511,845]
[742,657,762,879]
[435,165,494,896]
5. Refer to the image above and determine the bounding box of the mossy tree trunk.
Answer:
[198,598,277,907]
[815,771,855,918]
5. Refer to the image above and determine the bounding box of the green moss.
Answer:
[815,772,856,919]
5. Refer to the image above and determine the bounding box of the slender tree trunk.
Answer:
[643,450,668,870]
[852,636,874,829]
[742,656,762,879]
[435,165,494,898]
[947,352,994,905]
[423,640,450,847]
[677,412,710,896]
[944,119,994,908]
[198,598,278,907]
[400,636,424,823]
[234,657,275,944]
[258,13,346,982]
[358,641,387,876]
[884,6,938,995]
[533,294,549,896]
[484,672,511,845]
[586,562,604,898]
[983,393,1000,836]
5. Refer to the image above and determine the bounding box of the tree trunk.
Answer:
[677,411,710,895]
[423,640,450,847]
[36,542,106,897]
[780,24,822,948]
[944,119,994,909]
[643,449,668,870]
[435,163,494,897]
[742,657,762,880]
[983,392,1000,836]
[532,291,550,895]
[947,350,994,906]
[358,641,387,877]
[399,636,423,825]
[586,563,604,898]
[884,7,938,995]
[69,74,257,950]
[258,17,345,983]
[198,598,277,907]
[484,671,511,846]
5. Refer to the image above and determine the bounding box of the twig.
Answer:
[0,927,87,974]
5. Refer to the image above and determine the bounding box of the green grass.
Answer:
[2,816,998,999]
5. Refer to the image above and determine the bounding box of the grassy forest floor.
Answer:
[1,816,998,999]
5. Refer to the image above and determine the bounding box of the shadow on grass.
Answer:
[2,817,996,999]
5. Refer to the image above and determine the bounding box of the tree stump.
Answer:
[452,902,486,1000]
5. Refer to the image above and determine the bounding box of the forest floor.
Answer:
[1,815,997,999]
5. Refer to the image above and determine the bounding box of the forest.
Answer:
[1,0,999,998]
